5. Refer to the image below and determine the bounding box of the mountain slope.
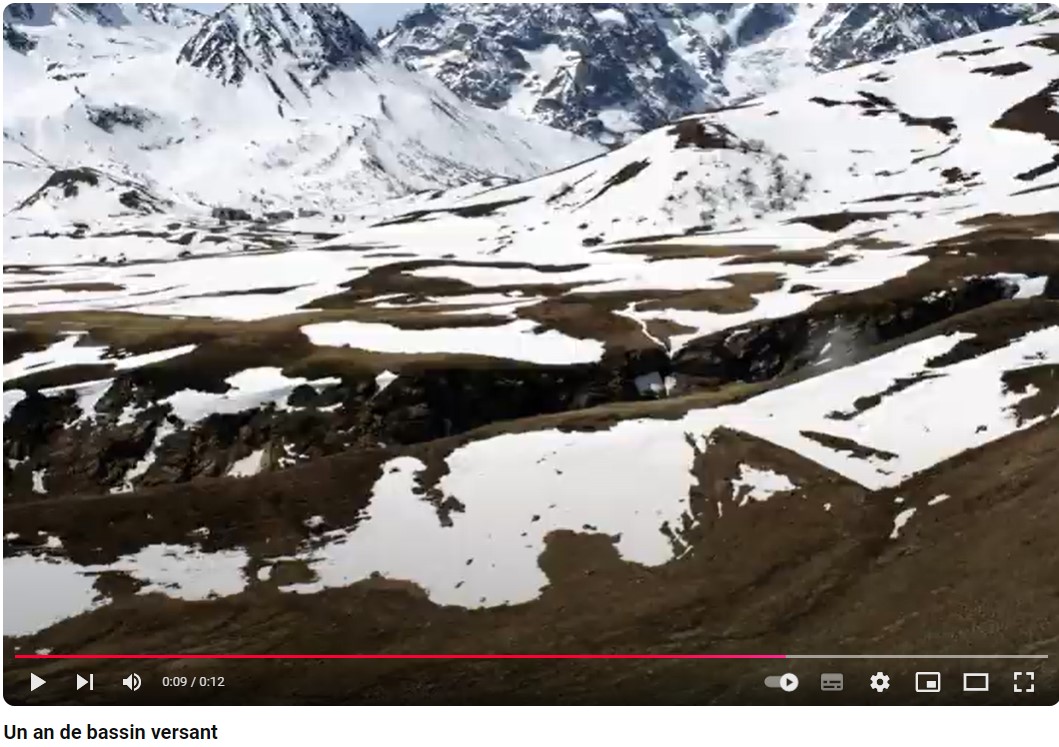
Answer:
[2,3,601,221]
[3,17,1058,695]
[382,2,1050,143]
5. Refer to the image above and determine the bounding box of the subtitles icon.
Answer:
[820,673,843,692]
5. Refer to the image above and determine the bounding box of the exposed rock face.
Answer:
[3,21,35,52]
[672,277,1022,385]
[177,3,378,88]
[132,3,204,28]
[381,3,1048,143]
[2,347,670,501]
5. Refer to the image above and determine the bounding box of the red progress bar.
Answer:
[15,654,787,660]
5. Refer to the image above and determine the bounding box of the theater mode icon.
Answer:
[963,673,989,692]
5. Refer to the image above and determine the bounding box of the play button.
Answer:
[30,673,46,692]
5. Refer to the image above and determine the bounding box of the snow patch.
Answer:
[227,448,267,478]
[730,465,796,506]
[890,507,917,539]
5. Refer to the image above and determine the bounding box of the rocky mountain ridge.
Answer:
[176,3,377,89]
[382,2,1052,143]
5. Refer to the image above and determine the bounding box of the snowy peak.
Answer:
[177,3,377,88]
[132,3,204,28]
[382,2,1051,143]
[2,3,203,29]
[3,3,128,27]
[807,3,1052,71]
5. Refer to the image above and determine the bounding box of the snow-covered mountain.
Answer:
[381,2,1051,143]
[2,3,600,223]
[4,15,1059,688]
[176,2,376,89]
[3,2,203,28]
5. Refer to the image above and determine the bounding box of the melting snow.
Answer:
[3,390,27,420]
[112,419,176,494]
[374,370,398,394]
[164,368,339,423]
[730,465,797,506]
[2,543,250,637]
[227,449,267,478]
[302,318,605,365]
[890,507,917,539]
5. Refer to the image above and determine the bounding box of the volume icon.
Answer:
[122,673,142,692]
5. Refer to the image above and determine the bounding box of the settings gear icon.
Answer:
[870,672,891,692]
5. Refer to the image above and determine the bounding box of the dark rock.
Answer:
[211,206,253,222]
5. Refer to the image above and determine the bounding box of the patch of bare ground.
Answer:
[971,61,1032,76]
[3,328,64,363]
[723,249,833,267]
[956,210,1059,236]
[583,274,786,316]
[3,265,64,275]
[4,282,125,294]
[1003,365,1059,425]
[992,79,1059,144]
[826,372,942,421]
[642,319,697,348]
[585,159,650,204]
[788,211,894,232]
[799,430,898,461]
[8,421,1057,705]
[808,93,957,135]
[602,242,778,262]
[1010,180,1059,196]
[514,298,652,354]
[305,258,589,309]
[939,166,980,184]
[496,274,787,355]
[854,190,944,203]
[937,45,1001,58]
[667,120,746,150]
[1020,32,1059,54]
[1016,155,1059,182]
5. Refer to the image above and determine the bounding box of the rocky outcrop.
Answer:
[672,277,1021,385]
[3,21,35,52]
[2,346,671,501]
